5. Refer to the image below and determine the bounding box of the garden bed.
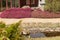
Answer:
[0,8,60,18]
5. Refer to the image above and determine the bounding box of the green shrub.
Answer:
[0,22,6,28]
[0,20,26,40]
[5,20,26,40]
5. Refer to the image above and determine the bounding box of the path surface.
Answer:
[26,27,60,32]
[0,18,60,25]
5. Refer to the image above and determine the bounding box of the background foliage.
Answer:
[44,0,60,13]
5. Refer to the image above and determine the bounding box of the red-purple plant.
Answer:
[31,10,60,18]
[0,8,32,18]
[0,8,60,18]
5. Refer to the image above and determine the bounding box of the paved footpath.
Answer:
[0,18,60,25]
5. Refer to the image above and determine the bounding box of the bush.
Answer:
[0,8,32,18]
[31,10,60,18]
[6,20,25,40]
[0,21,6,28]
[0,20,26,40]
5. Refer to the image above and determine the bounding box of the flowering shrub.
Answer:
[0,8,32,18]
[0,8,60,18]
[31,10,60,18]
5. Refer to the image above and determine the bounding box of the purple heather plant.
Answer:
[0,8,32,18]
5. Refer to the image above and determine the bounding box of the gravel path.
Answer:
[0,18,60,25]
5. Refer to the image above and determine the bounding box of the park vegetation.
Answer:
[45,0,60,13]
[0,20,26,40]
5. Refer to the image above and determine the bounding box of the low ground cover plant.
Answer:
[0,8,31,18]
[0,8,60,18]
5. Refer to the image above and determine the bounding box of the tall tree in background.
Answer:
[44,0,60,13]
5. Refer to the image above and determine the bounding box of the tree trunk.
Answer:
[10,0,12,8]
[18,0,20,7]
[6,0,8,9]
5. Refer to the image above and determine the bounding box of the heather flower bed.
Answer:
[0,8,32,18]
[0,8,60,18]
[31,10,60,18]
